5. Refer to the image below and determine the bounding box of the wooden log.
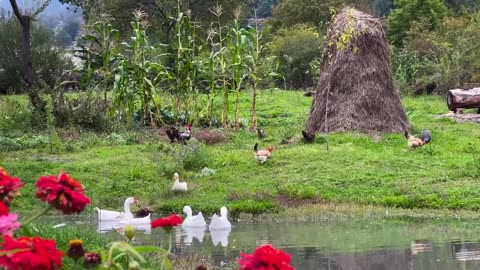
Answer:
[447,88,480,113]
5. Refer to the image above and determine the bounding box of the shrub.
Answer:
[401,13,480,93]
[169,141,210,171]
[386,0,448,47]
[0,96,34,134]
[270,24,323,89]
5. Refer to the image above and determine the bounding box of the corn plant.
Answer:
[243,12,280,130]
[210,4,230,128]
[170,3,200,124]
[74,14,119,104]
[199,27,221,127]
[112,10,170,126]
[228,9,248,129]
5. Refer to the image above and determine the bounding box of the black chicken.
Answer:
[165,127,180,143]
[136,207,154,218]
[302,130,316,143]
[257,128,266,139]
[421,130,432,143]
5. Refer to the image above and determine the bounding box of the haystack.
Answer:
[304,7,409,138]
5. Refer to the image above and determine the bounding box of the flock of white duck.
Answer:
[96,192,232,246]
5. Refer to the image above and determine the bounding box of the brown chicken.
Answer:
[404,131,425,149]
[253,143,275,163]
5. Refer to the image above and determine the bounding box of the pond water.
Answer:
[92,217,480,269]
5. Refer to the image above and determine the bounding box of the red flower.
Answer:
[0,168,24,205]
[0,201,8,216]
[151,214,182,232]
[238,244,294,270]
[35,170,90,214]
[0,235,63,270]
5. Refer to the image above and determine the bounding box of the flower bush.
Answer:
[0,167,295,269]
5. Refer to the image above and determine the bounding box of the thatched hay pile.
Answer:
[304,7,409,137]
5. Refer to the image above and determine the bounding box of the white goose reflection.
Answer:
[97,219,151,234]
[210,228,231,247]
[182,226,206,245]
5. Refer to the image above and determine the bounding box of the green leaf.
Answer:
[133,246,165,253]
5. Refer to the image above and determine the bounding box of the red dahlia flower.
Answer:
[0,201,8,216]
[151,214,182,232]
[35,170,90,214]
[238,244,294,270]
[0,168,24,205]
[0,235,63,270]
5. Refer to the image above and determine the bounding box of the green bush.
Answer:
[0,96,34,133]
[401,13,480,93]
[169,141,211,172]
[386,0,448,47]
[270,24,323,89]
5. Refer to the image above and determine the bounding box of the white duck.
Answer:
[182,206,207,227]
[172,173,188,192]
[209,206,232,230]
[96,197,137,221]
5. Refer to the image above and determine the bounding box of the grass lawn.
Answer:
[1,90,480,217]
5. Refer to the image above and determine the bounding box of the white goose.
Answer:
[119,213,152,225]
[182,206,206,227]
[96,197,137,221]
[172,173,188,192]
[209,206,231,230]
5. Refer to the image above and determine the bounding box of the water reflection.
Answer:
[210,228,231,247]
[97,219,151,234]
[411,240,433,255]
[182,226,206,245]
[451,241,480,261]
[88,217,480,269]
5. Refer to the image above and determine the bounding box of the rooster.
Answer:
[178,125,192,144]
[404,131,425,149]
[253,143,275,163]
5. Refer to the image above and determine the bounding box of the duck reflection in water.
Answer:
[182,226,206,245]
[210,228,231,247]
[97,219,151,234]
[410,240,433,255]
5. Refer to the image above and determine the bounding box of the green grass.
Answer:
[2,91,480,217]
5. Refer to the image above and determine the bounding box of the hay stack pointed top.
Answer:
[304,7,409,135]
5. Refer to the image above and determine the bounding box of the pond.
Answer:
[92,217,480,269]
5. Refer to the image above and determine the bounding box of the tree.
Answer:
[271,0,371,29]
[59,0,247,41]
[8,0,50,111]
[386,0,449,47]
[0,16,69,93]
[270,24,323,88]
